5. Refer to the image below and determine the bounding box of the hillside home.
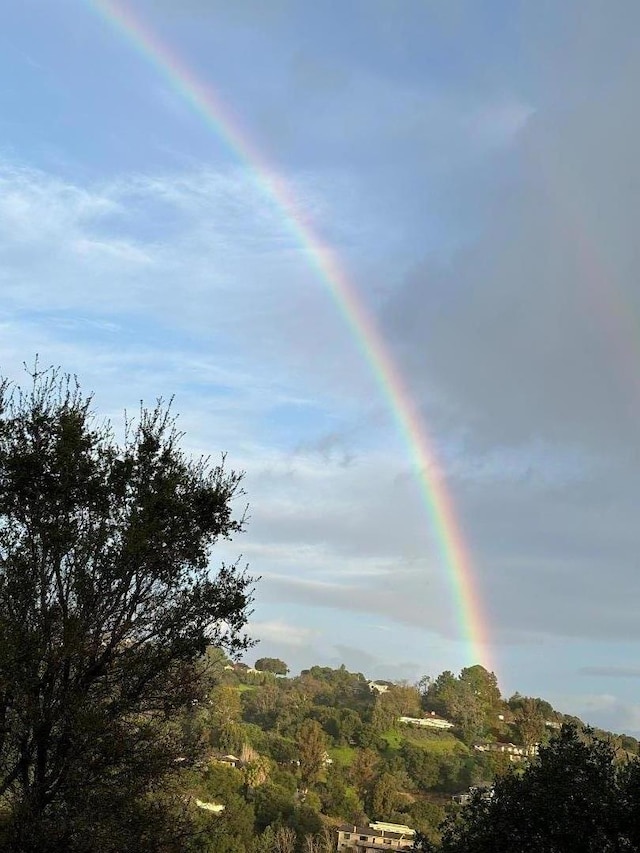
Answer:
[473,742,538,761]
[452,787,494,806]
[211,753,241,768]
[368,681,392,694]
[336,822,415,852]
[398,711,454,730]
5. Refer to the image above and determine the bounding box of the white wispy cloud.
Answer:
[249,619,317,647]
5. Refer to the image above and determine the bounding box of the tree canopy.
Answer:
[0,369,254,851]
[429,724,640,853]
[255,657,289,676]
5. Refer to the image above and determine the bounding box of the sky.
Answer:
[2,0,640,734]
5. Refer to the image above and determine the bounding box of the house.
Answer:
[368,680,392,694]
[211,753,241,768]
[336,822,415,852]
[398,711,454,730]
[369,823,415,837]
[452,791,473,806]
[473,742,537,761]
[195,799,225,814]
[452,787,494,806]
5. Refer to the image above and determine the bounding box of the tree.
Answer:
[371,684,421,732]
[0,370,254,851]
[423,671,458,718]
[513,697,546,749]
[388,683,422,718]
[208,685,244,753]
[350,747,379,799]
[400,743,440,791]
[408,800,445,846]
[240,744,271,790]
[337,708,362,744]
[321,765,364,821]
[273,826,297,853]
[296,719,327,788]
[371,695,396,733]
[255,657,289,676]
[424,668,498,744]
[370,772,402,819]
[434,724,640,853]
[458,666,501,712]
[446,681,485,745]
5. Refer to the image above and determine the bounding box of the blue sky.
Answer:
[3,0,640,735]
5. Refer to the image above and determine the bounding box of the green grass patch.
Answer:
[329,746,356,766]
[401,729,469,755]
[379,729,403,750]
[237,683,257,693]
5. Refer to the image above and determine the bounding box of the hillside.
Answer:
[175,656,639,850]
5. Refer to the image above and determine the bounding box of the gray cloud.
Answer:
[580,667,640,679]
[259,570,457,640]
[381,1,640,648]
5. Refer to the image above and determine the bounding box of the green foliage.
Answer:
[255,658,289,676]
[400,743,441,790]
[179,666,640,849]
[423,667,503,744]
[329,745,357,766]
[264,733,298,765]
[371,684,422,733]
[512,697,546,748]
[208,685,244,753]
[621,734,639,755]
[296,719,327,787]
[0,369,254,851]
[187,667,640,850]
[357,724,388,750]
[349,747,379,799]
[319,766,363,821]
[435,724,640,852]
[370,772,402,818]
[299,665,372,712]
[408,800,446,845]
[254,782,297,831]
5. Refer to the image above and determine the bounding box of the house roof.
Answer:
[337,824,413,842]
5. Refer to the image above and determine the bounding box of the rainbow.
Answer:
[86,0,494,672]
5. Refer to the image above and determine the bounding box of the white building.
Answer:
[368,680,392,694]
[398,711,454,730]
[337,823,415,852]
[473,742,538,761]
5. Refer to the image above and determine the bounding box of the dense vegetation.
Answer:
[427,723,640,852]
[171,656,640,852]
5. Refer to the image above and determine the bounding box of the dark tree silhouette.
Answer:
[422,723,640,853]
[0,369,254,851]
